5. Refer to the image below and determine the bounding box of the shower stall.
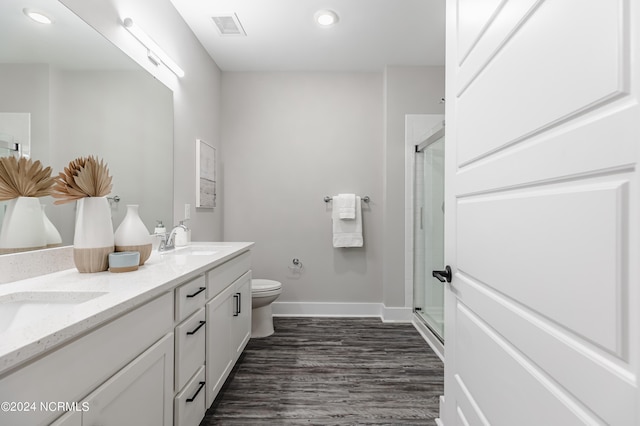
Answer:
[413,124,445,343]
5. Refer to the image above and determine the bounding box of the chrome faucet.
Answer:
[158,224,188,252]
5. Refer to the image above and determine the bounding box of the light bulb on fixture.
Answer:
[314,10,339,27]
[23,8,53,25]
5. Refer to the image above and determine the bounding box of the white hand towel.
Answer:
[336,193,356,219]
[332,196,363,247]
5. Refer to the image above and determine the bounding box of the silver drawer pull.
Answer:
[186,381,206,403]
[186,286,206,298]
[186,320,206,335]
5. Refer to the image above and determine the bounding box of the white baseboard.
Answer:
[436,396,446,426]
[412,313,444,362]
[380,305,413,322]
[272,302,413,323]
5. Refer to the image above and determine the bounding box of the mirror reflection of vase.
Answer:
[0,197,46,254]
[41,205,62,248]
[73,197,114,273]
[114,204,153,265]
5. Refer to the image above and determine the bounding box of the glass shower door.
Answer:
[413,134,445,342]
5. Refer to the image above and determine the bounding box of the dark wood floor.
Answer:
[201,317,444,425]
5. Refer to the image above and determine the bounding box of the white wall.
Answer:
[222,72,384,304]
[383,66,445,307]
[62,0,223,240]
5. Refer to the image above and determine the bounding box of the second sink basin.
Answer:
[0,291,107,334]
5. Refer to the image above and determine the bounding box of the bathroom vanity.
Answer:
[0,242,253,426]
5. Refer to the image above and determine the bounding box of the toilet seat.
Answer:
[251,279,282,293]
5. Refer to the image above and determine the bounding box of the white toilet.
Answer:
[251,279,282,338]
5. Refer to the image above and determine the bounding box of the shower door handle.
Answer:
[432,265,452,283]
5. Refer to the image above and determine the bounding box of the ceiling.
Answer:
[170,0,445,72]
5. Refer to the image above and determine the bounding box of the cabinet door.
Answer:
[50,411,81,426]
[205,287,234,407]
[231,271,252,358]
[82,334,174,426]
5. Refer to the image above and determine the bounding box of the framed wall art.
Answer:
[196,139,216,208]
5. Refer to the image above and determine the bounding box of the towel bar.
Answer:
[324,195,370,203]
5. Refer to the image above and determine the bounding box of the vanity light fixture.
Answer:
[122,17,185,78]
[23,8,53,25]
[314,9,339,27]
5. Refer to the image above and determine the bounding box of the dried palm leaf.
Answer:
[0,157,54,201]
[51,156,112,204]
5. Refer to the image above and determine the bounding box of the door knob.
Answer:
[432,265,452,283]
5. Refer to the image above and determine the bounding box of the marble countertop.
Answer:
[0,242,254,376]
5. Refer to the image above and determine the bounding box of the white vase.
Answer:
[41,205,62,247]
[114,204,152,265]
[0,197,46,254]
[73,197,114,273]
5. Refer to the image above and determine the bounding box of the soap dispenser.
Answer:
[154,220,166,235]
[174,220,188,247]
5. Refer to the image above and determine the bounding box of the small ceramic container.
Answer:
[108,251,140,273]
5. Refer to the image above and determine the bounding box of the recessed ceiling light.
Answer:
[314,10,339,27]
[23,8,54,25]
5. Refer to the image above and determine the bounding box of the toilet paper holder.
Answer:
[288,258,303,271]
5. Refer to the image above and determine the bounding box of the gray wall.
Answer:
[0,64,50,161]
[222,72,384,304]
[58,0,447,310]
[48,70,173,243]
[0,65,173,245]
[383,66,445,307]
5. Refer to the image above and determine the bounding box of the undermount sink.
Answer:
[0,291,107,334]
[164,245,227,256]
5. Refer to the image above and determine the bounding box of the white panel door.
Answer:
[443,0,639,424]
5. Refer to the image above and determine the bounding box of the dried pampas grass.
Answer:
[52,156,113,205]
[0,156,54,201]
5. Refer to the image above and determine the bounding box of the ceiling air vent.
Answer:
[211,13,246,36]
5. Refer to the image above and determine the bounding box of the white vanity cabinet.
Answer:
[0,244,253,426]
[230,274,251,358]
[52,334,174,426]
[205,271,252,407]
[81,333,174,425]
[174,250,252,426]
[204,253,252,408]
[0,292,174,426]
[173,275,207,426]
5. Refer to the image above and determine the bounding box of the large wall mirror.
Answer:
[0,0,174,253]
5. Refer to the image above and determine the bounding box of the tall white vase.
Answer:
[114,204,152,265]
[73,197,114,273]
[41,205,62,248]
[0,197,46,254]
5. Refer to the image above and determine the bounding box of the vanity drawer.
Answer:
[206,251,251,300]
[175,274,206,322]
[174,366,206,426]
[175,308,206,392]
